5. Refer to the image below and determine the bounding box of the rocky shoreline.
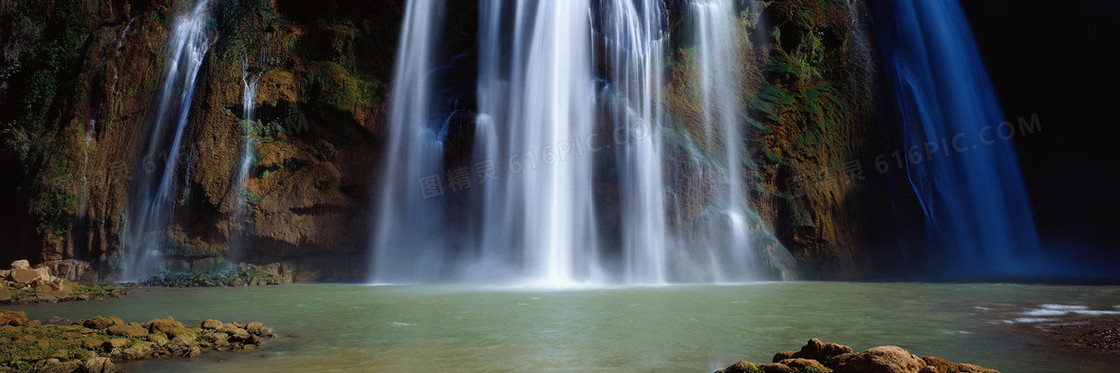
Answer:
[1008,310,1120,359]
[0,261,126,306]
[716,338,1000,373]
[0,311,274,372]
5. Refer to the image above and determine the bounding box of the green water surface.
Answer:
[8,282,1119,372]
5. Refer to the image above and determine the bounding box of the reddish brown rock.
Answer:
[201,319,223,330]
[0,310,28,326]
[834,346,929,373]
[83,316,124,330]
[921,357,1000,373]
[780,358,830,371]
[825,352,856,370]
[774,350,797,362]
[790,338,855,363]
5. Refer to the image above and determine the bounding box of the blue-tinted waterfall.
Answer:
[370,0,448,282]
[876,0,1041,275]
[125,0,214,281]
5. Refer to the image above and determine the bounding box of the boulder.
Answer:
[834,346,932,373]
[41,359,82,373]
[83,356,116,373]
[210,332,231,348]
[716,361,801,373]
[148,316,184,334]
[826,353,856,370]
[147,333,170,347]
[246,321,270,336]
[10,260,30,270]
[36,280,73,299]
[201,319,223,330]
[716,361,760,373]
[83,316,123,330]
[0,310,28,326]
[121,341,154,361]
[225,326,252,342]
[33,267,52,281]
[107,323,149,338]
[83,337,106,349]
[167,327,197,339]
[921,357,1001,373]
[0,282,9,301]
[789,338,855,363]
[773,351,797,362]
[779,358,830,371]
[168,335,201,357]
[103,338,131,350]
[10,268,40,285]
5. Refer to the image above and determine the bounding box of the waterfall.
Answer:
[599,0,669,283]
[374,0,771,284]
[688,0,755,282]
[370,0,448,283]
[875,0,1041,275]
[229,61,260,264]
[467,0,601,284]
[125,0,214,281]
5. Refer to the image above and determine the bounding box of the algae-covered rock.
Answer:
[148,316,184,334]
[82,316,122,330]
[106,323,148,338]
[0,310,28,326]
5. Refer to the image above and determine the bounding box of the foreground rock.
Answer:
[0,313,275,372]
[1,260,125,305]
[716,338,999,373]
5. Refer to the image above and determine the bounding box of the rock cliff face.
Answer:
[662,0,910,279]
[0,0,910,281]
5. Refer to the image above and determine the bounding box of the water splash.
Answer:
[125,0,214,281]
[875,0,1041,275]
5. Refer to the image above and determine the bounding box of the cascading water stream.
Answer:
[875,0,1040,275]
[371,0,448,283]
[598,0,669,283]
[125,0,214,281]
[688,0,755,282]
[229,61,260,263]
[376,0,777,284]
[470,0,601,285]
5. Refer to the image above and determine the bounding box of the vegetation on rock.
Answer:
[0,313,274,372]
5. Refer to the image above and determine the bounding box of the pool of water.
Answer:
[8,282,1119,372]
